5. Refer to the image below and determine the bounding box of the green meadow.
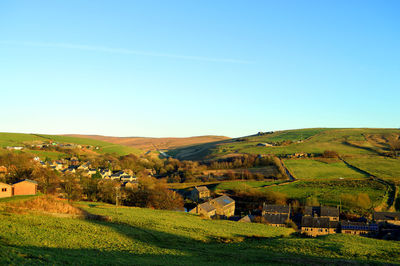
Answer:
[1,201,399,265]
[346,156,400,181]
[283,159,368,180]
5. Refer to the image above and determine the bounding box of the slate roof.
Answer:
[304,206,339,218]
[321,206,339,217]
[374,212,400,221]
[264,214,289,225]
[301,216,338,228]
[263,204,290,214]
[198,202,216,213]
[211,195,235,207]
[13,179,38,185]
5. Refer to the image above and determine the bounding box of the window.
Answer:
[1,188,6,192]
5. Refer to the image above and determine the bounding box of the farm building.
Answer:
[190,186,211,201]
[304,206,339,221]
[340,221,378,235]
[238,215,254,223]
[374,212,400,226]
[189,202,216,218]
[12,179,38,196]
[0,182,13,198]
[301,216,338,237]
[210,195,235,218]
[263,213,289,227]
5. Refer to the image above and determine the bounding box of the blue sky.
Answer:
[0,0,399,137]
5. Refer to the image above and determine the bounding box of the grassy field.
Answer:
[263,179,387,207]
[1,200,400,265]
[283,159,369,180]
[346,156,400,181]
[212,180,284,193]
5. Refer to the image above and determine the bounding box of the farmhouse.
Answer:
[189,202,216,218]
[304,206,339,221]
[190,186,211,201]
[374,212,400,226]
[210,195,235,218]
[340,221,378,236]
[0,182,13,198]
[12,179,38,196]
[301,216,338,237]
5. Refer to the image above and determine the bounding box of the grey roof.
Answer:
[211,195,235,207]
[304,206,339,218]
[263,204,290,214]
[194,186,209,193]
[301,216,338,228]
[374,212,400,221]
[13,179,38,185]
[239,215,254,223]
[321,206,339,217]
[198,202,216,213]
[264,214,289,225]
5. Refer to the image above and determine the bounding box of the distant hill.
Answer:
[0,132,142,158]
[64,134,230,151]
[168,128,400,161]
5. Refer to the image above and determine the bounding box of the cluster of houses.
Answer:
[0,179,38,198]
[38,158,138,183]
[257,204,400,237]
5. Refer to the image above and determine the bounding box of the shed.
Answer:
[12,179,38,196]
[0,182,13,198]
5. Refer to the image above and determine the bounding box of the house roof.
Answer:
[263,204,290,214]
[321,206,339,217]
[341,221,378,231]
[264,213,288,225]
[301,216,338,228]
[374,212,400,221]
[13,179,38,185]
[0,182,12,187]
[238,215,254,223]
[198,202,216,213]
[194,186,209,193]
[304,206,339,217]
[211,195,235,207]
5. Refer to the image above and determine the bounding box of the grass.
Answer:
[283,159,369,180]
[346,156,400,181]
[0,199,399,265]
[263,179,387,207]
[212,180,284,193]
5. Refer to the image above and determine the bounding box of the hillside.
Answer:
[0,132,142,158]
[65,134,230,151]
[1,197,399,265]
[169,128,400,161]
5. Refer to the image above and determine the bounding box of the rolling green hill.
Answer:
[0,132,142,158]
[1,198,399,265]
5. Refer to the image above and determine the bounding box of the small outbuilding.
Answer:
[190,186,211,201]
[12,179,38,196]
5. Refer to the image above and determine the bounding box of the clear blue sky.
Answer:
[0,0,399,137]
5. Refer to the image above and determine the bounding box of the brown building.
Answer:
[340,221,378,236]
[210,195,235,218]
[374,212,400,226]
[12,179,38,196]
[304,206,339,221]
[190,186,211,201]
[189,202,216,218]
[301,216,338,237]
[0,182,13,198]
